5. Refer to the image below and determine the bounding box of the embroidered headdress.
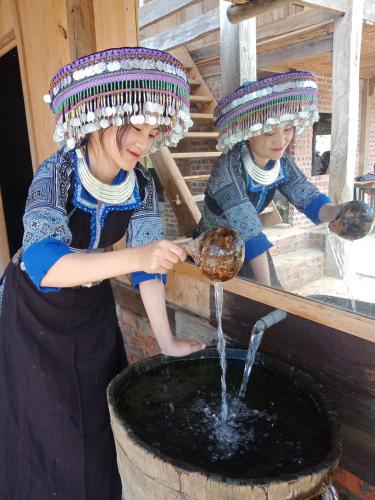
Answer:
[214,71,319,153]
[44,47,192,152]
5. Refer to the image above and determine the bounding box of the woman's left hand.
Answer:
[160,338,206,357]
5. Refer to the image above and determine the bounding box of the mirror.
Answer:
[139,4,375,322]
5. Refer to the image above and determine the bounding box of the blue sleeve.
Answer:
[303,193,332,225]
[130,272,167,289]
[245,233,273,260]
[22,237,74,293]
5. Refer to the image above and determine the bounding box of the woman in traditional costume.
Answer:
[195,72,354,286]
[0,47,204,499]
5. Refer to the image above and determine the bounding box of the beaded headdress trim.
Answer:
[214,72,319,153]
[44,47,193,151]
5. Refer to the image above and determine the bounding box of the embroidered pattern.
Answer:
[199,145,322,244]
[71,150,141,248]
[127,167,164,247]
[23,149,73,250]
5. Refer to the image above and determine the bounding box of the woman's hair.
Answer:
[98,124,131,151]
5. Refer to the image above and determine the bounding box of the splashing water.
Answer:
[238,323,265,400]
[327,230,357,313]
[321,483,339,500]
[214,281,229,423]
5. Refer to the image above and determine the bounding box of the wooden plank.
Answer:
[256,9,335,44]
[93,0,138,50]
[184,132,219,139]
[294,0,347,15]
[329,0,364,204]
[0,29,15,58]
[358,79,371,175]
[173,261,375,341]
[190,95,213,103]
[227,0,295,24]
[139,0,199,29]
[172,152,221,159]
[66,0,96,60]
[183,174,210,181]
[240,18,257,83]
[0,188,10,274]
[12,0,71,167]
[190,112,214,120]
[141,7,219,51]
[0,0,14,41]
[257,34,333,69]
[151,146,201,236]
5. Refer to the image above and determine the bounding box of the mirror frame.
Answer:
[174,262,375,343]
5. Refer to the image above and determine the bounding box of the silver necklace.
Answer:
[76,148,136,204]
[242,144,281,186]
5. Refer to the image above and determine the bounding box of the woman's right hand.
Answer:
[138,240,187,274]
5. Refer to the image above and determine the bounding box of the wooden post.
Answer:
[12,0,97,167]
[358,79,371,175]
[326,0,364,278]
[227,0,293,24]
[220,0,256,96]
[93,0,139,50]
[329,0,364,204]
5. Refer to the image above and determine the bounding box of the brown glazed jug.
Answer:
[181,227,244,282]
[329,200,374,241]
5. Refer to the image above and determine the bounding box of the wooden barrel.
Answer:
[107,349,341,500]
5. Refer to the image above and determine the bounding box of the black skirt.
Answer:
[0,261,127,500]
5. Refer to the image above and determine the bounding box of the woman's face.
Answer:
[102,122,160,171]
[249,123,294,164]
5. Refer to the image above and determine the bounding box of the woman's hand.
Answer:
[138,240,186,274]
[160,337,206,357]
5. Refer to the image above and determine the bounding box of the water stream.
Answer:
[327,230,357,313]
[214,281,228,423]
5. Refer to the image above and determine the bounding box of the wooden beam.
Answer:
[93,0,139,50]
[329,0,364,204]
[294,0,347,15]
[139,0,199,29]
[151,147,201,236]
[141,7,219,51]
[66,0,96,60]
[257,34,333,69]
[358,79,372,175]
[227,0,294,24]
[256,9,336,44]
[0,29,16,58]
[239,18,257,82]
[174,261,375,342]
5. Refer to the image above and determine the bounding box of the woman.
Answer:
[0,47,204,500]
[195,71,345,286]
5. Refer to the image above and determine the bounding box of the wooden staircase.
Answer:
[151,45,281,237]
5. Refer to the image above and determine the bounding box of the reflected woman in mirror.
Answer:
[194,71,352,286]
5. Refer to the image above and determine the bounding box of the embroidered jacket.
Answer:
[195,142,331,260]
[10,147,165,294]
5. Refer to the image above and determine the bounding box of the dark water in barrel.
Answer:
[116,358,331,480]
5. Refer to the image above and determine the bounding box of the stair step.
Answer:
[192,194,205,202]
[272,248,325,290]
[183,132,219,139]
[190,112,214,120]
[172,152,221,159]
[259,206,273,215]
[190,95,212,103]
[183,174,210,182]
